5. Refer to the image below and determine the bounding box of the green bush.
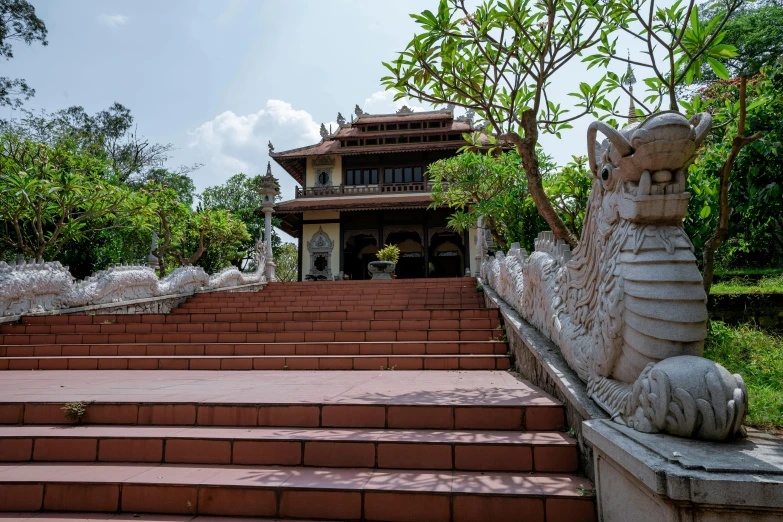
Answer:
[704,321,783,432]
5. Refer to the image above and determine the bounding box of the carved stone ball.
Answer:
[629,355,748,440]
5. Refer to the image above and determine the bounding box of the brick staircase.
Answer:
[0,277,596,522]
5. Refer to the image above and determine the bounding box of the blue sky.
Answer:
[2,0,653,218]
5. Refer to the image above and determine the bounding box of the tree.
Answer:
[1,104,179,182]
[0,0,47,108]
[428,149,549,250]
[141,168,197,206]
[274,242,298,282]
[428,150,591,251]
[201,172,282,264]
[0,134,153,259]
[683,68,781,289]
[697,0,783,81]
[587,0,742,119]
[169,208,250,270]
[383,0,627,248]
[544,155,592,238]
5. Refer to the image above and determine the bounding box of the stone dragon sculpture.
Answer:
[481,111,748,441]
[0,239,267,316]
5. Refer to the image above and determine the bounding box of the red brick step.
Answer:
[0,462,596,522]
[0,425,578,472]
[0,354,511,371]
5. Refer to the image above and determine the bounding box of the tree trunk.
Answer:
[505,112,578,249]
[702,76,763,294]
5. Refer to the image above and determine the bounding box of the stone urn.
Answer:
[368,261,396,280]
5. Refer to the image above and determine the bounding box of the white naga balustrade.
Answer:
[0,241,267,317]
[478,112,747,441]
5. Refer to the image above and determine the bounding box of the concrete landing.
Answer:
[0,370,556,406]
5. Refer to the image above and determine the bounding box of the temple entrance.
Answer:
[344,234,378,280]
[429,232,465,278]
[388,233,425,279]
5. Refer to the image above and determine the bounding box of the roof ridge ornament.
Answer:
[319,123,329,139]
[396,105,414,115]
[268,140,274,154]
[354,104,366,116]
[336,112,346,125]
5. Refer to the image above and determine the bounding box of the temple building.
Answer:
[271,105,486,281]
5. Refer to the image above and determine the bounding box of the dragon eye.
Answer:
[601,165,612,181]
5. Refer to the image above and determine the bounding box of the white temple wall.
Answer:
[302,222,340,278]
[305,156,342,187]
[468,227,478,276]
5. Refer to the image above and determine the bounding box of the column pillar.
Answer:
[262,206,276,281]
[260,161,280,282]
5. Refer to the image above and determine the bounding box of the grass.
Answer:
[704,321,783,433]
[710,274,783,295]
[714,267,783,277]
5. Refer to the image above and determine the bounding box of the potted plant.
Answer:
[368,244,400,280]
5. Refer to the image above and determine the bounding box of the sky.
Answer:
[1,0,659,241]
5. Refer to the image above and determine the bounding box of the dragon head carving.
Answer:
[587,111,712,225]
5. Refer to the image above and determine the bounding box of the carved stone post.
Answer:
[260,162,279,281]
[148,231,160,274]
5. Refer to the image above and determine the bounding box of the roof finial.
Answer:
[319,123,329,139]
[266,161,272,176]
[624,50,639,124]
[354,104,365,116]
[268,140,274,154]
[623,49,637,87]
[337,112,346,125]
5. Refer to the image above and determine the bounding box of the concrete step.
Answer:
[0,370,565,431]
[0,329,504,346]
[0,463,594,521]
[1,341,507,357]
[0,425,578,472]
[0,317,502,335]
[0,354,511,371]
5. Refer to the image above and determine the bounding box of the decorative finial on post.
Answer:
[148,231,160,274]
[623,50,639,124]
[260,162,279,281]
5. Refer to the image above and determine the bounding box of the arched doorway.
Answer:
[344,233,378,280]
[389,234,425,279]
[429,232,465,278]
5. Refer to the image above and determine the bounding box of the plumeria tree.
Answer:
[384,0,744,252]
[383,0,627,248]
[0,135,153,260]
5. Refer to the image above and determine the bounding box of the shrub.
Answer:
[376,244,400,264]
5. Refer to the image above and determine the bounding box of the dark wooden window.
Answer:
[347,169,378,185]
[386,124,397,130]
[410,122,421,129]
[367,125,379,132]
[347,140,359,146]
[366,138,378,145]
[384,166,423,184]
[399,123,409,130]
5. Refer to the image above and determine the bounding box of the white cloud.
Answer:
[187,99,335,203]
[362,90,430,114]
[99,14,128,27]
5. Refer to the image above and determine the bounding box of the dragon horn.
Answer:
[587,121,633,176]
[690,112,713,148]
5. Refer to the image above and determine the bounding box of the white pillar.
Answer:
[263,206,275,281]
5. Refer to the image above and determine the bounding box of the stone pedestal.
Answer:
[368,261,395,280]
[584,420,783,522]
